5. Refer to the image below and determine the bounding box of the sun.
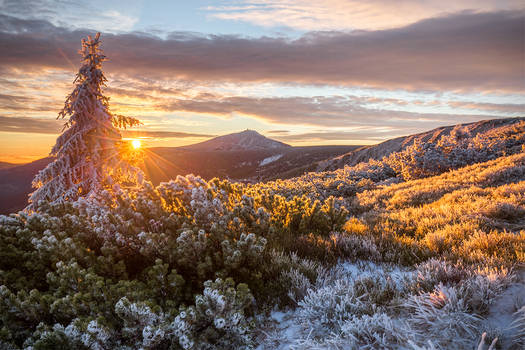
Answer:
[131,139,141,149]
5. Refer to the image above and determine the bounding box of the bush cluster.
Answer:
[0,172,350,349]
[1,120,524,349]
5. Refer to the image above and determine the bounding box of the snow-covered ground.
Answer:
[484,270,525,349]
[256,261,525,350]
[260,154,283,166]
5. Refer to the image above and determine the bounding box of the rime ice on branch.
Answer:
[28,33,142,210]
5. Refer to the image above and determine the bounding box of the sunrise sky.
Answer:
[0,0,523,163]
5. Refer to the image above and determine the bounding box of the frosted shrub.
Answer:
[170,278,254,350]
[25,318,114,350]
[330,232,381,262]
[296,279,368,337]
[287,313,406,350]
[190,185,225,227]
[460,266,513,315]
[30,227,83,264]
[115,297,169,349]
[320,196,349,234]
[405,283,482,349]
[2,117,524,349]
[173,228,267,294]
[387,138,452,180]
[281,268,313,304]
[175,229,210,276]
[267,251,325,306]
[339,312,406,349]
[281,252,325,282]
[415,259,469,292]
[0,286,48,340]
[22,322,80,349]
[262,194,348,237]
[222,233,267,272]
[385,122,525,181]
[79,319,113,350]
[264,262,414,349]
[352,275,401,309]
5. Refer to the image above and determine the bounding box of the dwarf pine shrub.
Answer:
[2,119,524,348]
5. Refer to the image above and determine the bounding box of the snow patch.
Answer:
[485,269,525,349]
[260,154,283,166]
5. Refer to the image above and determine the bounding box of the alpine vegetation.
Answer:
[0,34,524,350]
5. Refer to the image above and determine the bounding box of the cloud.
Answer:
[0,82,519,144]
[0,8,522,148]
[0,116,215,139]
[447,101,525,113]
[275,130,396,142]
[0,93,62,113]
[153,94,509,130]
[0,116,63,134]
[266,130,290,135]
[1,0,138,33]
[2,89,516,139]
[0,11,523,91]
[206,0,523,31]
[122,130,215,139]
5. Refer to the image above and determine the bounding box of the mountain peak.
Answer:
[182,129,291,151]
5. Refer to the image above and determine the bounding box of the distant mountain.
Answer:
[317,117,525,171]
[142,130,354,184]
[0,162,17,169]
[143,145,359,185]
[0,157,53,214]
[182,129,291,151]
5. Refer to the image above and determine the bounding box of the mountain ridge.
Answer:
[0,161,17,169]
[317,117,525,171]
[180,129,291,151]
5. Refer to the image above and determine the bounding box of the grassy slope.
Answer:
[260,153,525,349]
[354,152,524,266]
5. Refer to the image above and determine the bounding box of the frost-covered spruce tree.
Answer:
[28,33,141,210]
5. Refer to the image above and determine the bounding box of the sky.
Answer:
[0,0,523,163]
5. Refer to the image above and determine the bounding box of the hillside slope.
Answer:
[317,117,525,171]
[257,152,525,349]
[2,149,523,350]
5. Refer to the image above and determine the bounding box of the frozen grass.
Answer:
[510,306,525,348]
[2,126,524,349]
[258,259,520,349]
